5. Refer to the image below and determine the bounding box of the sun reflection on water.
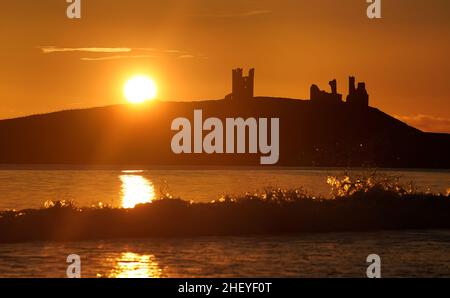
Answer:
[120,173,155,208]
[109,252,162,278]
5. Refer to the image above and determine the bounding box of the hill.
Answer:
[0,97,449,168]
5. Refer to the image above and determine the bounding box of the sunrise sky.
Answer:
[1,0,449,132]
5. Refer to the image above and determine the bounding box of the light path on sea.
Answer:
[0,166,448,210]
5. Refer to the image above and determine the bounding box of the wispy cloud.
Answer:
[163,49,184,54]
[395,114,450,134]
[38,46,205,61]
[177,54,195,59]
[80,55,156,61]
[191,10,272,18]
[39,46,133,54]
[236,10,272,17]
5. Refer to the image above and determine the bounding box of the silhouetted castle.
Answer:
[346,76,369,107]
[226,68,254,100]
[310,76,369,107]
[310,79,343,104]
[224,68,369,107]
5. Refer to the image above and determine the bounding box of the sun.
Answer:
[124,76,158,104]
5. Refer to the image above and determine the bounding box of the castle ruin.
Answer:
[346,76,369,107]
[226,68,255,100]
[310,79,343,104]
[224,68,369,107]
[310,76,369,107]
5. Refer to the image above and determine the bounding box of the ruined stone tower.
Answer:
[229,68,254,100]
[346,76,369,107]
[310,78,343,104]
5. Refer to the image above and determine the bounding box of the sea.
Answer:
[0,166,449,278]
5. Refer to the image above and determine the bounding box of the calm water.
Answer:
[0,231,449,278]
[0,166,449,210]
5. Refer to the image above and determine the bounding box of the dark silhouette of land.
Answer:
[0,68,449,168]
[0,174,449,243]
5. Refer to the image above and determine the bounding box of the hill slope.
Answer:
[0,97,448,168]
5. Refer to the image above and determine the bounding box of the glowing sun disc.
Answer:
[124,76,157,103]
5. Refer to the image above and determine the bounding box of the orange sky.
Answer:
[0,0,449,132]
